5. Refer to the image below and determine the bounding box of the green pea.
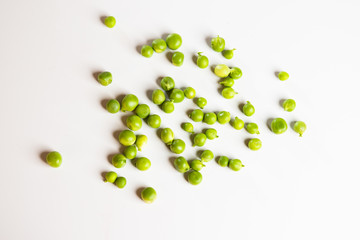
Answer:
[172,52,184,66]
[121,94,139,112]
[152,39,167,53]
[184,87,196,99]
[222,87,238,99]
[222,48,236,59]
[203,112,217,125]
[219,77,234,87]
[217,111,231,124]
[271,118,288,134]
[245,123,260,134]
[136,157,151,171]
[248,138,262,150]
[188,171,202,185]
[190,109,204,122]
[104,171,117,183]
[161,100,175,113]
[160,76,175,91]
[196,97,207,109]
[201,150,214,162]
[214,64,230,78]
[166,33,182,50]
[147,114,161,128]
[293,121,306,137]
[123,145,137,159]
[141,187,157,203]
[228,159,244,171]
[205,128,218,140]
[283,99,296,112]
[152,89,166,105]
[190,160,205,171]
[135,104,150,119]
[217,156,229,167]
[118,130,136,146]
[242,101,255,116]
[197,52,209,68]
[181,122,194,133]
[97,71,112,86]
[169,88,185,103]
[193,133,207,147]
[278,71,289,81]
[232,117,244,130]
[160,128,174,145]
[115,177,126,189]
[112,154,126,168]
[135,135,147,151]
[126,115,142,131]
[229,67,242,79]
[104,16,116,28]
[170,139,186,154]
[211,35,225,52]
[174,156,190,173]
[46,151,62,168]
[141,45,154,58]
[106,99,120,113]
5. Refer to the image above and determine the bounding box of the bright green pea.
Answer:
[152,89,166,105]
[141,187,157,203]
[242,101,255,116]
[104,171,117,183]
[271,118,288,134]
[190,160,205,171]
[211,35,225,52]
[219,77,234,87]
[172,52,184,66]
[112,154,126,168]
[115,177,126,189]
[126,115,142,131]
[152,39,167,53]
[46,151,62,168]
[222,87,237,99]
[232,117,244,130]
[205,128,218,140]
[161,100,175,113]
[135,104,150,119]
[169,88,184,103]
[184,87,196,99]
[97,71,112,86]
[229,67,242,79]
[136,157,151,171]
[248,138,262,150]
[203,112,217,125]
[228,159,244,171]
[166,33,182,50]
[201,150,214,162]
[118,130,136,146]
[170,139,186,154]
[193,133,207,147]
[283,99,296,112]
[190,109,204,122]
[181,122,194,133]
[217,156,229,167]
[135,135,147,151]
[106,99,120,113]
[174,156,190,173]
[121,94,139,112]
[222,48,236,59]
[123,145,137,159]
[278,71,289,81]
[196,97,207,109]
[141,45,154,58]
[188,171,202,185]
[245,123,260,134]
[160,128,174,145]
[293,121,306,137]
[160,76,175,91]
[147,114,161,128]
[104,16,116,28]
[197,52,209,68]
[214,64,230,78]
[217,111,231,124]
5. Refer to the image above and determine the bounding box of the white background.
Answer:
[0,0,359,239]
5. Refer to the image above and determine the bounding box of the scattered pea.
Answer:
[152,89,166,105]
[228,159,244,171]
[123,145,137,159]
[190,160,205,171]
[135,135,147,151]
[221,87,237,99]
[278,71,289,81]
[172,51,184,66]
[97,71,112,86]
[184,87,196,99]
[152,39,167,53]
[115,177,127,189]
[104,16,116,28]
[283,99,296,112]
[205,128,218,140]
[46,151,62,168]
[161,100,175,113]
[118,130,136,146]
[248,138,262,150]
[222,48,236,59]
[126,115,142,131]
[196,97,207,109]
[121,94,139,112]
[181,122,194,133]
[214,64,230,78]
[217,111,231,124]
[211,35,225,52]
[219,77,234,87]
[201,150,214,162]
[293,121,307,137]
[160,76,175,91]
[112,154,126,168]
[217,156,229,167]
[197,52,209,68]
[271,118,288,134]
[136,157,151,171]
[229,67,242,79]
[188,171,202,185]
[174,156,190,173]
[193,133,207,147]
[203,112,217,125]
[141,187,157,203]
[135,104,150,119]
[104,171,117,183]
[106,99,120,113]
[147,114,161,128]
[190,109,204,122]
[169,88,185,103]
[141,45,154,58]
[245,123,260,134]
[170,139,186,154]
[242,101,255,116]
[232,117,244,130]
[160,128,174,145]
[166,33,182,50]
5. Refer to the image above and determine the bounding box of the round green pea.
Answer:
[136,157,151,171]
[188,171,202,185]
[278,71,289,81]
[219,77,234,87]
[271,118,288,134]
[104,16,116,28]
[232,117,244,130]
[97,71,112,86]
[106,99,120,113]
[190,160,205,171]
[172,51,184,66]
[211,35,225,52]
[181,122,194,133]
[283,99,296,112]
[205,128,218,140]
[121,94,139,112]
[214,64,230,78]
[222,87,237,99]
[293,121,307,137]
[147,114,161,128]
[201,150,214,162]
[135,135,147,151]
[115,177,126,189]
[141,187,157,203]
[161,100,175,113]
[184,87,196,99]
[190,109,204,122]
[169,88,184,103]
[248,138,262,150]
[152,39,167,53]
[160,128,174,145]
[196,97,207,109]
[112,154,126,168]
[222,48,236,59]
[217,156,229,167]
[228,159,244,171]
[152,89,166,105]
[123,145,137,159]
[118,130,136,146]
[141,45,154,58]
[135,104,150,119]
[193,133,207,147]
[166,33,182,50]
[174,156,190,173]
[229,67,242,79]
[217,111,231,124]
[245,123,260,134]
[203,112,217,125]
[242,101,255,116]
[197,52,209,68]
[46,151,62,168]
[160,76,175,91]
[170,139,186,154]
[126,115,142,131]
[104,171,117,183]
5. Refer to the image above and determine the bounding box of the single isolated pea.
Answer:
[152,89,166,105]
[217,111,231,124]
[169,88,185,103]
[214,64,231,78]
[248,138,262,150]
[97,71,112,86]
[106,99,120,113]
[160,76,175,91]
[166,33,182,50]
[174,156,190,173]
[115,177,126,189]
[46,151,62,168]
[205,128,218,140]
[136,157,151,171]
[121,94,139,112]
[161,100,175,113]
[135,104,150,119]
[123,145,137,159]
[229,67,242,79]
[170,139,186,154]
[197,52,209,69]
[278,71,289,81]
[228,159,244,171]
[222,87,238,99]
[293,121,307,137]
[245,123,260,134]
[196,97,207,109]
[193,133,207,147]
[232,117,244,130]
[203,112,217,125]
[104,171,117,183]
[201,150,214,162]
[160,128,174,145]
[217,156,229,167]
[219,77,234,87]
[190,109,204,122]
[190,160,205,171]
[211,35,225,52]
[147,114,161,128]
[283,99,296,112]
[152,39,167,53]
[181,122,194,133]
[141,45,154,58]
[172,52,184,66]
[184,87,196,99]
[141,187,157,203]
[126,115,142,131]
[112,154,126,168]
[119,130,136,146]
[135,135,147,151]
[222,48,236,59]
[104,16,116,28]
[242,101,255,116]
[271,118,288,134]
[188,171,202,185]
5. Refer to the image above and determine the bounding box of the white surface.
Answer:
[0,0,359,239]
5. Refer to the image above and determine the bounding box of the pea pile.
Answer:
[44,16,307,204]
